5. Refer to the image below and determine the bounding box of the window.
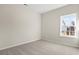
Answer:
[60,13,77,38]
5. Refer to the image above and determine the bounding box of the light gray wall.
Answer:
[42,5,79,47]
[0,4,41,50]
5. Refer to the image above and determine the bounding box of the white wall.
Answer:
[0,4,41,50]
[42,5,79,47]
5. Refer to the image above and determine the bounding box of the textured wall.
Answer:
[0,4,41,50]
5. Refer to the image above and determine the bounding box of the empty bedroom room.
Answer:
[0,4,79,55]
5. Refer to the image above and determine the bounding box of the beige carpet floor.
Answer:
[0,40,79,55]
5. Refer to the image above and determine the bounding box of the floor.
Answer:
[0,40,79,55]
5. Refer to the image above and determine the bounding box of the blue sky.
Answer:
[62,14,76,26]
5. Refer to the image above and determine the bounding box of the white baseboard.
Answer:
[0,39,40,51]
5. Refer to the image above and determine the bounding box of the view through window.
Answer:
[60,13,77,38]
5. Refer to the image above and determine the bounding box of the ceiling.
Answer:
[26,4,67,14]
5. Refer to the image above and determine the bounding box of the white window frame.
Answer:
[60,13,77,38]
